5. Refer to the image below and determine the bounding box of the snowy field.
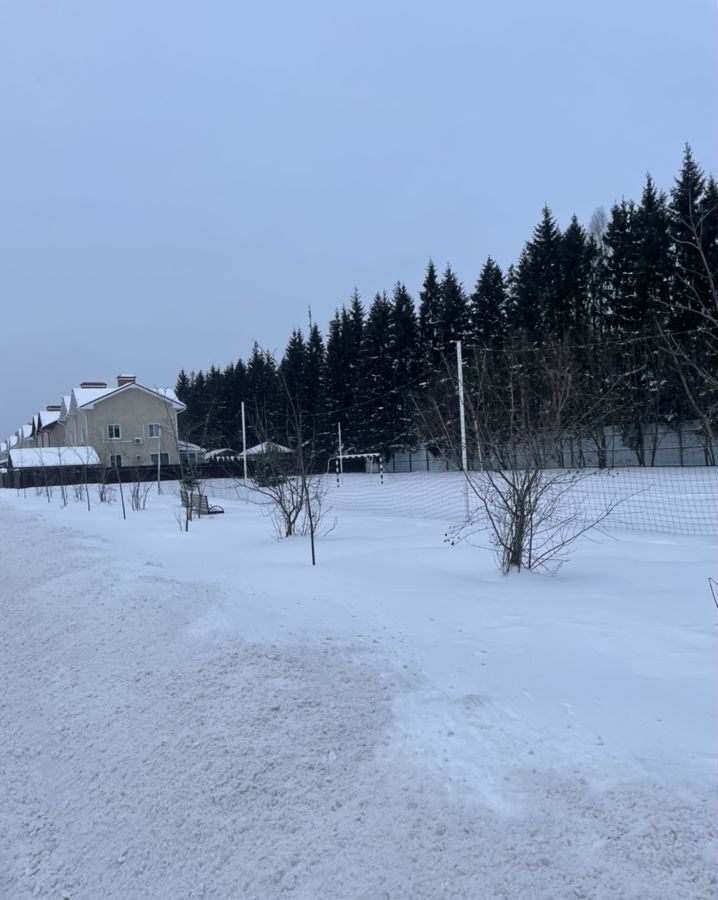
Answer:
[1,477,716,899]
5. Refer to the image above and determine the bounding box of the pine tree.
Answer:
[470,257,507,347]
[304,323,327,444]
[437,264,469,356]
[604,199,639,334]
[634,174,672,326]
[509,206,563,341]
[324,294,365,452]
[669,145,707,334]
[361,292,396,452]
[175,369,192,439]
[324,309,346,432]
[280,329,307,408]
[560,215,591,337]
[418,260,442,366]
[175,370,191,403]
[245,343,281,445]
[390,282,420,448]
[391,282,419,381]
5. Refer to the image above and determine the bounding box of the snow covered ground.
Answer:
[1,478,716,899]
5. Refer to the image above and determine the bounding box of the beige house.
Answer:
[59,375,186,468]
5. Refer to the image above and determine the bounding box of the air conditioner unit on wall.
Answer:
[133,436,143,445]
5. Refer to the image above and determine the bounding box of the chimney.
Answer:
[80,381,108,389]
[117,374,136,387]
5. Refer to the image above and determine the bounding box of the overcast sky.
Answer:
[1,0,716,437]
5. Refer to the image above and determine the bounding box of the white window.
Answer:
[150,452,170,466]
[148,423,161,438]
[107,424,121,440]
[110,454,122,468]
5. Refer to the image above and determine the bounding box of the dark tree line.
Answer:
[176,146,717,465]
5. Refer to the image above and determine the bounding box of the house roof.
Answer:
[72,387,111,408]
[38,408,61,428]
[8,447,101,468]
[59,396,71,423]
[245,441,293,455]
[70,381,185,412]
[205,448,240,459]
[178,441,205,453]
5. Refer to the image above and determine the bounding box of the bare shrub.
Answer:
[129,471,153,511]
[249,446,333,540]
[424,340,624,574]
[446,467,618,574]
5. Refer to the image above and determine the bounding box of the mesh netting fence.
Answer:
[205,465,717,537]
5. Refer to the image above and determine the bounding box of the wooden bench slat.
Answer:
[180,487,224,515]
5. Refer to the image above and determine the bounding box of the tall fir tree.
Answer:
[389,282,420,449]
[509,206,563,341]
[361,291,396,452]
[437,265,469,356]
[669,144,706,333]
[280,329,307,407]
[245,342,281,444]
[559,215,591,337]
[634,174,672,327]
[304,323,327,446]
[418,260,442,366]
[604,199,639,335]
[470,257,507,347]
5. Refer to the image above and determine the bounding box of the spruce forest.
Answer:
[175,146,717,466]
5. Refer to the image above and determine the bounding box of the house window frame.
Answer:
[148,423,161,438]
[107,424,121,441]
[150,452,170,466]
[109,454,122,469]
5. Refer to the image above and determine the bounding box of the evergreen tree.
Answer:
[559,215,591,336]
[470,257,507,347]
[245,342,281,444]
[204,365,225,446]
[389,282,420,448]
[418,260,442,366]
[304,322,326,429]
[324,294,365,452]
[669,144,706,332]
[509,206,563,340]
[324,309,347,433]
[361,291,396,452]
[604,199,639,334]
[437,265,469,356]
[175,369,192,439]
[175,369,191,401]
[634,174,672,326]
[701,175,718,299]
[280,329,307,407]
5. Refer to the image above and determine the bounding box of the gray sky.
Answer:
[1,0,716,437]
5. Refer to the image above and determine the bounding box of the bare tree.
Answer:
[246,364,333,563]
[424,342,623,574]
[129,469,153,511]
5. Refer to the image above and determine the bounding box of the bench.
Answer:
[180,487,224,516]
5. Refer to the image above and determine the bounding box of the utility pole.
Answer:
[456,340,468,472]
[337,422,344,479]
[241,401,248,481]
[456,340,470,520]
[156,425,162,494]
